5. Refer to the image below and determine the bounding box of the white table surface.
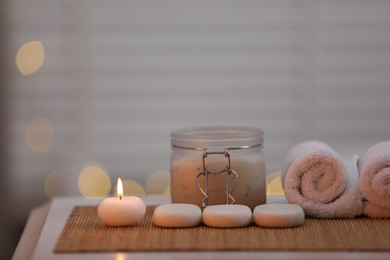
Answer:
[13,195,390,260]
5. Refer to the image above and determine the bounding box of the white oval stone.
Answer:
[202,204,252,228]
[152,203,202,228]
[253,204,305,228]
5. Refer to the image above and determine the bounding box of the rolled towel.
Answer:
[282,140,362,218]
[358,141,390,218]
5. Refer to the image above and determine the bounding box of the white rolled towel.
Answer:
[358,141,390,218]
[282,140,362,218]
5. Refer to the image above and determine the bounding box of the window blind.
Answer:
[5,0,390,211]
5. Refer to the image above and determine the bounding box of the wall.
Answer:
[3,0,390,257]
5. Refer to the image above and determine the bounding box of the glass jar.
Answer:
[170,126,266,210]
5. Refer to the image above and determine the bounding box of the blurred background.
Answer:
[1,0,390,258]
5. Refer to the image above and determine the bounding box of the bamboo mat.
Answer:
[54,206,390,253]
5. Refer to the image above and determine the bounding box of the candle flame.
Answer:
[117,178,124,198]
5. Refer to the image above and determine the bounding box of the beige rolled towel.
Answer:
[359,141,390,218]
[282,140,362,218]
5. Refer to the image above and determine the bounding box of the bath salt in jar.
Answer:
[170,126,266,210]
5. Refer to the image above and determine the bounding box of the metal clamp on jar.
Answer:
[170,126,266,210]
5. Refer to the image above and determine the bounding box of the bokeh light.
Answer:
[25,117,53,154]
[266,171,285,195]
[163,186,171,196]
[78,164,111,198]
[114,179,146,196]
[44,170,66,199]
[145,170,170,194]
[16,40,45,75]
[115,253,125,260]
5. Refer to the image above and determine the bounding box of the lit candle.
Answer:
[97,178,146,226]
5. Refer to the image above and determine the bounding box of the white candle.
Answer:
[97,178,146,226]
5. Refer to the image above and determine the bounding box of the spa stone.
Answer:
[152,203,202,228]
[202,204,252,228]
[253,204,305,228]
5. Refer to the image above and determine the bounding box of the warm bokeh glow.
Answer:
[266,171,285,195]
[16,41,45,75]
[44,170,66,199]
[163,186,171,196]
[117,178,123,197]
[145,170,170,194]
[115,253,125,260]
[25,117,53,154]
[78,164,111,198]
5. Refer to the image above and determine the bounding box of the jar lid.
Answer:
[171,126,263,150]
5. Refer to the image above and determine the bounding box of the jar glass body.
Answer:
[170,126,266,209]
